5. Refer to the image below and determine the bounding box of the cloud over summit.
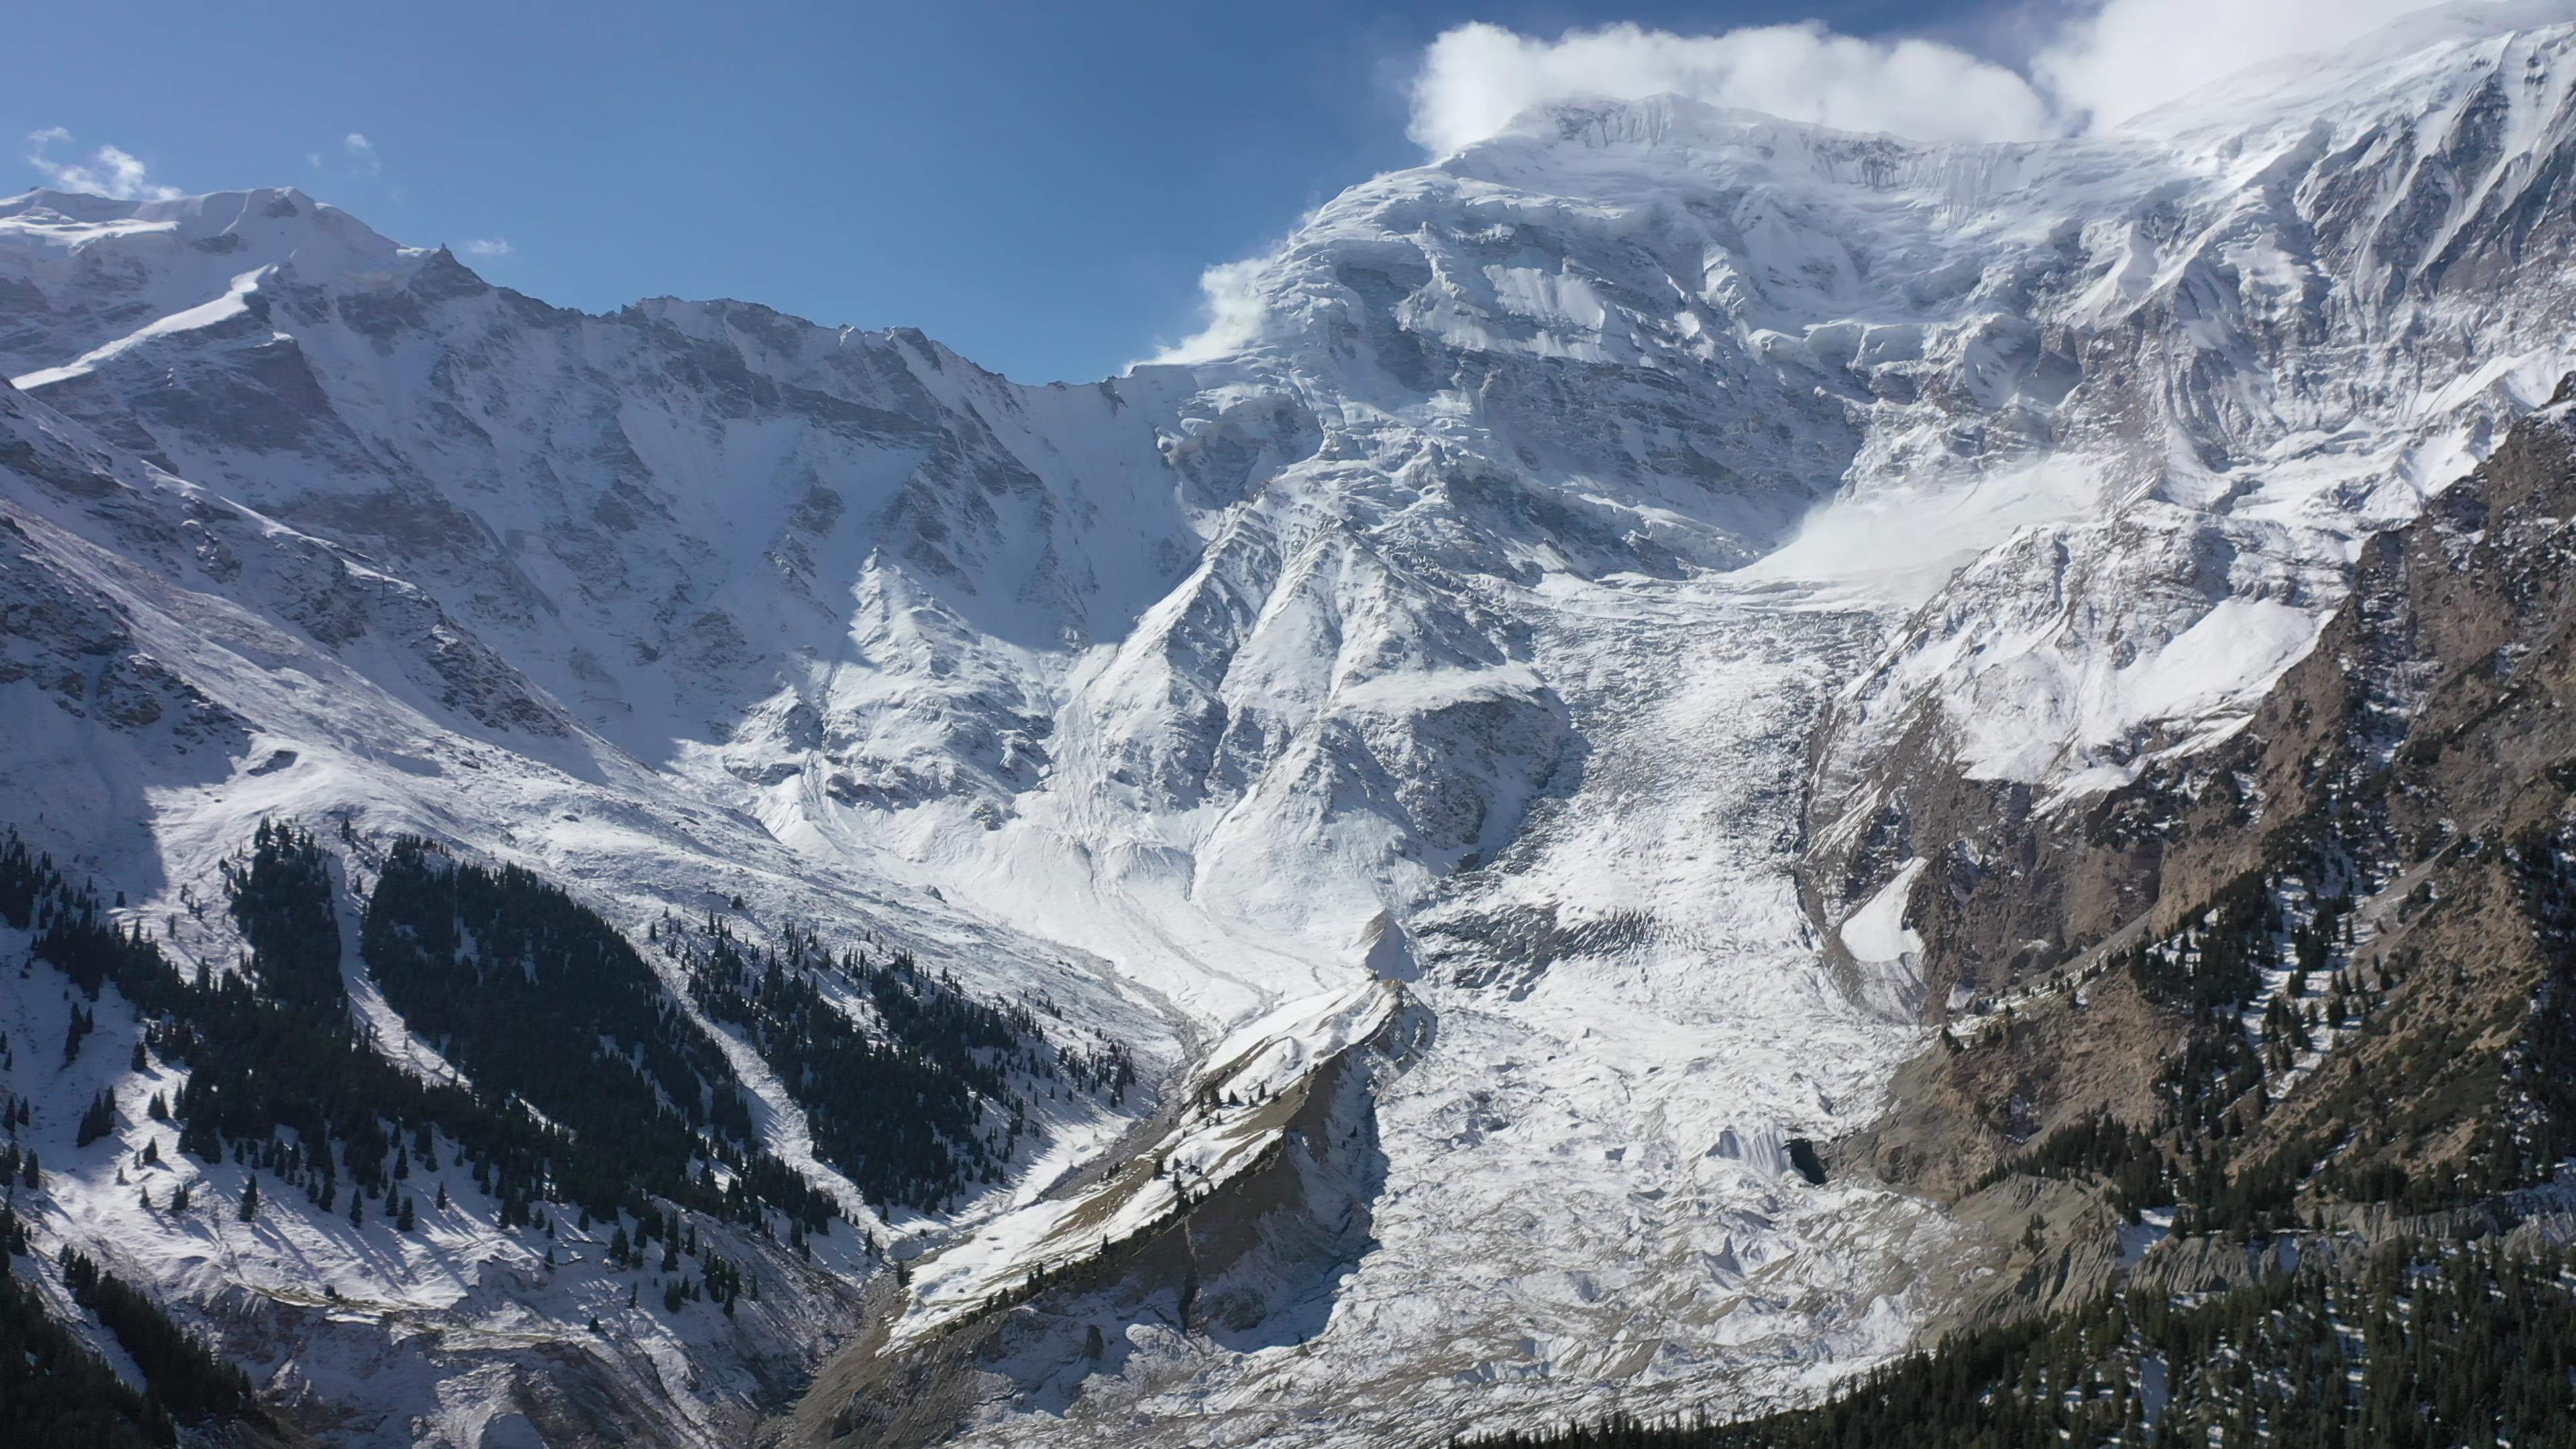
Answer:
[1407,21,2053,154]
[1403,1,2570,155]
[23,128,182,201]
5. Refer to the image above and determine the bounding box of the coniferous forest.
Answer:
[224,820,345,1014]
[668,915,1134,1213]
[1456,1238,2576,1449]
[57,1244,260,1428]
[0,823,1102,1433]
[0,1292,168,1444]
[0,819,1155,1440]
[360,836,839,1231]
[0,1208,175,1448]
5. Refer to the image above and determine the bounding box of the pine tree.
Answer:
[236,1177,258,1222]
[74,1092,115,1147]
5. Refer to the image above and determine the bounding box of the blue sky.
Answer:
[9,1,1985,383]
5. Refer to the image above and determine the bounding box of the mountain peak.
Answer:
[13,14,2576,1444]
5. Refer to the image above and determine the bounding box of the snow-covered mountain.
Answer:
[9,5,2576,1444]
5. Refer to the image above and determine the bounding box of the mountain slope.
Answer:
[1491,381,2576,1448]
[8,5,2576,1446]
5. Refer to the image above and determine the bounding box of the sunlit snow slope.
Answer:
[8,5,2576,1444]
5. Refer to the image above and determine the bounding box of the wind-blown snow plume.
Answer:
[1403,0,2571,153]
[2033,0,2569,126]
[1147,254,1271,364]
[1405,20,2053,154]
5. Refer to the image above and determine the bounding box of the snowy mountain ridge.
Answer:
[7,5,2576,1444]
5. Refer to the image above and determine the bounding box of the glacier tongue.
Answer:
[1112,574,1951,1441]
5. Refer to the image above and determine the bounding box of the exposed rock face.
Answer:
[1837,390,2576,1213]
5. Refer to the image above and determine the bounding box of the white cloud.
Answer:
[24,128,182,201]
[343,131,381,174]
[1406,19,2056,154]
[1146,255,1273,365]
[1401,3,2568,154]
[2033,0,2464,127]
[462,237,513,258]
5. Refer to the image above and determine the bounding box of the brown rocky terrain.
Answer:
[1825,381,2576,1326]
